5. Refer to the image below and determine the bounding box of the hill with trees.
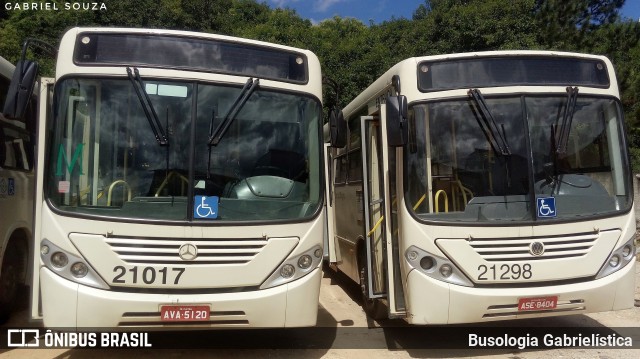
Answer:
[1,0,639,167]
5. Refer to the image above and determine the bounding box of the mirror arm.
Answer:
[20,38,58,63]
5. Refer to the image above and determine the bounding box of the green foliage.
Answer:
[0,0,638,169]
[412,0,540,53]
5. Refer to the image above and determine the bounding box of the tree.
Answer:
[534,0,626,49]
[0,1,97,75]
[408,0,539,54]
[306,17,390,109]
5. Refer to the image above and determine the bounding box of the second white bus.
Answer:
[325,50,636,324]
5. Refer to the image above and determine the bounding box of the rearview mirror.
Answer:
[386,95,407,147]
[328,108,346,148]
[2,60,39,120]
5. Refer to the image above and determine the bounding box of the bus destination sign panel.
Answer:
[418,56,610,92]
[73,32,308,83]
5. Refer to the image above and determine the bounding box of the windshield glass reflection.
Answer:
[47,78,322,222]
[406,96,630,223]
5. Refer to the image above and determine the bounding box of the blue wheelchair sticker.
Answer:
[194,195,219,219]
[536,197,556,218]
[8,178,15,196]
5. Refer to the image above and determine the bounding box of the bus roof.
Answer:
[342,50,616,116]
[55,27,322,98]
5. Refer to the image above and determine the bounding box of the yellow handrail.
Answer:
[413,194,427,211]
[154,171,189,197]
[367,216,385,237]
[107,180,132,206]
[434,189,448,213]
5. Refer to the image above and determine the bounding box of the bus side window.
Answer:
[334,155,347,184]
[0,126,31,171]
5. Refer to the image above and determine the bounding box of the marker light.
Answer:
[51,252,69,268]
[40,245,50,256]
[407,250,418,261]
[314,248,322,258]
[622,245,633,258]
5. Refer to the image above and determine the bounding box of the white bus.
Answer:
[0,55,35,323]
[324,51,636,324]
[6,27,325,328]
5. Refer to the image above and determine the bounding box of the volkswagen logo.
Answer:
[529,241,545,256]
[178,243,198,261]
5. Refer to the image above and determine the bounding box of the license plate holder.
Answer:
[160,305,210,322]
[518,296,558,311]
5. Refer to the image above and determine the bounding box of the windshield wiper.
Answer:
[126,67,168,146]
[468,89,511,156]
[556,86,579,155]
[208,78,259,146]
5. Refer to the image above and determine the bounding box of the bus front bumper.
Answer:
[39,266,321,329]
[404,260,636,324]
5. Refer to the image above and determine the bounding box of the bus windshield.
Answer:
[47,77,322,222]
[406,95,631,223]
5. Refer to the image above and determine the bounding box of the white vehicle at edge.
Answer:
[324,50,636,324]
[0,55,35,323]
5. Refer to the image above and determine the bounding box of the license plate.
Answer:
[160,305,210,321]
[518,296,558,311]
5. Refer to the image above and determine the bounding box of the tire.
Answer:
[0,242,25,324]
[358,245,387,320]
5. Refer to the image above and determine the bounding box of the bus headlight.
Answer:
[70,262,89,278]
[405,245,472,287]
[420,256,436,271]
[261,245,322,289]
[50,252,68,268]
[595,236,636,279]
[298,255,313,269]
[609,255,620,268]
[40,239,109,289]
[439,264,453,278]
[280,264,295,278]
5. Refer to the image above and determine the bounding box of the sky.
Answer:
[268,0,640,25]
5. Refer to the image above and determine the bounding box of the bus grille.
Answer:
[468,232,598,262]
[104,236,268,265]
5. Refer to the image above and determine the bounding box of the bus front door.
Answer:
[360,116,388,306]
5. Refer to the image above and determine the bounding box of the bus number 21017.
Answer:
[112,266,185,285]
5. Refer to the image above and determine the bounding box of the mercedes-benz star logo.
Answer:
[178,243,198,261]
[529,241,545,256]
